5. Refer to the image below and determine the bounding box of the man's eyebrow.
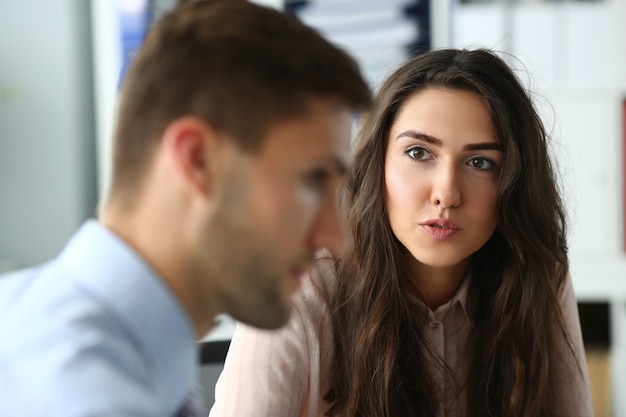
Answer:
[396,130,502,152]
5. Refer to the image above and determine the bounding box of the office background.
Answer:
[1,0,625,415]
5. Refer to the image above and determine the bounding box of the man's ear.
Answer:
[161,116,218,197]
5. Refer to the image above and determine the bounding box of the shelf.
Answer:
[571,258,626,302]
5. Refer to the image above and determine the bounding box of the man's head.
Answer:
[103,0,371,332]
[110,0,370,204]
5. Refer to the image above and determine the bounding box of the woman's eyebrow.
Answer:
[395,130,441,146]
[396,130,501,152]
[464,143,502,151]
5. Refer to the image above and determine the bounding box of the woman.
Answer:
[209,48,592,417]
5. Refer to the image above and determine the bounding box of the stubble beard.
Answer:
[195,186,293,329]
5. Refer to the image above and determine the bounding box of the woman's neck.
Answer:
[407,258,470,310]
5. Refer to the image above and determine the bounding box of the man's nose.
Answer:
[307,194,348,255]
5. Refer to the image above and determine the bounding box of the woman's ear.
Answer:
[161,116,219,198]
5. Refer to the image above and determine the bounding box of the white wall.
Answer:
[0,0,98,268]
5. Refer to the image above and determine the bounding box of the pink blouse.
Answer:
[209,269,593,417]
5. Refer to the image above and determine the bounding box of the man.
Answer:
[0,1,371,416]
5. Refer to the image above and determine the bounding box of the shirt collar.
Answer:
[408,269,476,326]
[442,271,475,326]
[57,220,197,412]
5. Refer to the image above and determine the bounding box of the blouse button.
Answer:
[429,321,439,330]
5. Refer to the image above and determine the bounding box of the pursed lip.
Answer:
[420,218,462,230]
[419,218,462,241]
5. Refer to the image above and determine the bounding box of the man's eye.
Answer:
[304,169,331,188]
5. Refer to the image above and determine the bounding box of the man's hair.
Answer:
[110,0,371,203]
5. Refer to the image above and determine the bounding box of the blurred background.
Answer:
[0,0,624,414]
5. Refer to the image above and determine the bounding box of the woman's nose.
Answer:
[430,163,461,209]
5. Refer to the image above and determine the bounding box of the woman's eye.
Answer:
[406,146,429,160]
[468,157,496,171]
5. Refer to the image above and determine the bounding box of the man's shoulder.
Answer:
[0,264,47,304]
[1,259,104,328]
[0,267,161,416]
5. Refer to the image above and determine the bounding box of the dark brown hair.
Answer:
[110,0,370,204]
[325,48,574,417]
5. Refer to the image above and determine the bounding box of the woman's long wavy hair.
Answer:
[323,49,576,417]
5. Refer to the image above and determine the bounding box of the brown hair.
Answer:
[325,49,575,417]
[110,0,370,204]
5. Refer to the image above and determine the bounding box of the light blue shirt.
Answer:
[0,220,197,416]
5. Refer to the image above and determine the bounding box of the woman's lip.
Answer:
[420,224,460,241]
[421,218,461,230]
[419,217,462,241]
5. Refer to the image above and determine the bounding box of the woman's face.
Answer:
[384,87,501,276]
